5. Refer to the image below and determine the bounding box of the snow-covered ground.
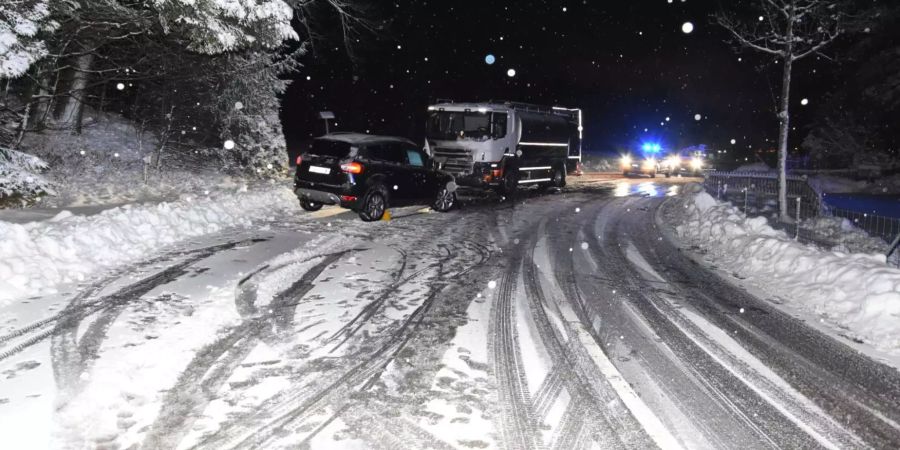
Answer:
[2,177,899,449]
[665,184,900,359]
[0,182,300,303]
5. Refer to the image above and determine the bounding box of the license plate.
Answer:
[309,166,331,175]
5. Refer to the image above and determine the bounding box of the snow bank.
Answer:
[670,184,900,354]
[0,183,300,303]
[733,162,774,173]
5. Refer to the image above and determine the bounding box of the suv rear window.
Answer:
[309,139,353,158]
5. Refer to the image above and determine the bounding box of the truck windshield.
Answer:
[427,111,507,141]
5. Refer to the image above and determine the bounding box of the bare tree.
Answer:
[717,0,846,221]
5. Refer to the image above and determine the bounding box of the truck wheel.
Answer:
[500,171,518,198]
[358,186,388,221]
[300,200,323,212]
[542,166,566,191]
[552,166,566,188]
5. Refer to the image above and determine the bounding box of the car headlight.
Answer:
[690,158,703,169]
[621,156,632,166]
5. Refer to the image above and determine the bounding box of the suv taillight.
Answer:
[295,155,303,166]
[341,162,363,174]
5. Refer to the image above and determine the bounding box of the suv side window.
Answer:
[406,148,425,167]
[362,143,407,164]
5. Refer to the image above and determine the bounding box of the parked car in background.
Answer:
[660,152,706,177]
[294,133,457,221]
[621,155,660,177]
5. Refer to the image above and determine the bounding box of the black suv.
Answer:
[294,133,457,221]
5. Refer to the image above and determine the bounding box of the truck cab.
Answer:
[425,101,582,194]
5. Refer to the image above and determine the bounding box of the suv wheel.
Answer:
[359,186,387,221]
[300,200,323,212]
[433,186,456,212]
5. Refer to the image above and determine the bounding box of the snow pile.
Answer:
[671,184,900,353]
[733,162,774,173]
[801,216,889,255]
[0,183,300,303]
[0,146,54,200]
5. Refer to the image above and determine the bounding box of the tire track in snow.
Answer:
[522,215,656,449]
[142,250,351,449]
[0,240,265,363]
[489,260,542,450]
[187,233,491,449]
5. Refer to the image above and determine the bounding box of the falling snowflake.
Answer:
[581,242,589,250]
[116,83,125,91]
[488,280,497,289]
[681,22,694,34]
[800,98,809,106]
[266,163,273,170]
[223,140,235,150]
[485,54,496,65]
[694,114,702,121]
[739,307,745,314]
[507,68,517,77]
[234,101,244,110]
[393,185,398,190]
[730,139,736,145]
[575,207,581,213]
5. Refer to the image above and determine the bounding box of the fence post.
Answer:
[743,188,748,213]
[888,232,900,267]
[795,197,801,240]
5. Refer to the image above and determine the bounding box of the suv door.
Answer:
[404,146,434,202]
[363,142,413,205]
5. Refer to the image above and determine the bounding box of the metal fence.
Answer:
[703,171,900,266]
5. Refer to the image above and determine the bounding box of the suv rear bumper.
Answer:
[295,187,342,205]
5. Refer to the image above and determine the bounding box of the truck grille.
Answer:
[433,147,473,174]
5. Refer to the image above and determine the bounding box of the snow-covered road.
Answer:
[1,177,899,449]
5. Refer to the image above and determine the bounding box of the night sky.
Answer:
[280,0,840,160]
